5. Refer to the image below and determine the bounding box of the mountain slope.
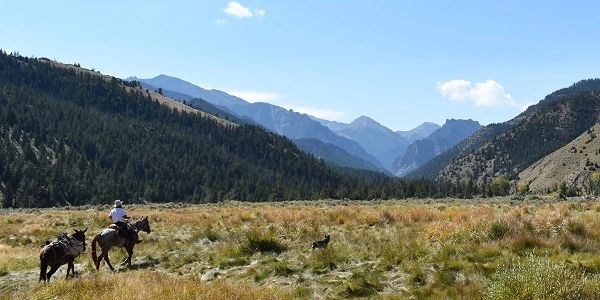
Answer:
[310,116,348,132]
[129,75,250,108]
[393,119,481,176]
[293,138,382,172]
[519,124,600,192]
[338,116,409,170]
[0,53,363,207]
[397,122,441,143]
[232,103,384,170]
[133,80,250,124]
[132,75,383,171]
[409,79,600,180]
[438,90,600,184]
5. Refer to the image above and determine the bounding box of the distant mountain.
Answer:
[337,116,409,171]
[397,122,441,143]
[293,138,382,172]
[133,75,384,171]
[519,123,600,193]
[132,80,251,125]
[405,123,508,179]
[232,103,384,170]
[437,86,600,184]
[310,116,348,132]
[392,119,481,176]
[128,75,249,108]
[409,79,600,181]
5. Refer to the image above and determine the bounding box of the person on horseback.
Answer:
[109,200,141,244]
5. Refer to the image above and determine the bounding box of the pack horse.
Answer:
[39,228,88,282]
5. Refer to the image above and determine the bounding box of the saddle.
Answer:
[47,234,84,257]
[109,222,140,243]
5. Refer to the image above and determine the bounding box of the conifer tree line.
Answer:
[0,51,483,208]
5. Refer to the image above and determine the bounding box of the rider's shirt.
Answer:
[109,207,127,223]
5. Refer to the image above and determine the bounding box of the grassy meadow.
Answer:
[3,198,600,299]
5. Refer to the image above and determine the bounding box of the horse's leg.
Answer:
[121,247,129,265]
[46,265,59,282]
[66,260,75,279]
[39,259,48,282]
[70,259,77,278]
[103,250,115,271]
[65,261,71,279]
[96,250,105,270]
[125,244,134,267]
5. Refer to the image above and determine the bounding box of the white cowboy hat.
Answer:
[114,200,123,208]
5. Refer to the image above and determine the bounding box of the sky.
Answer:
[2,1,600,131]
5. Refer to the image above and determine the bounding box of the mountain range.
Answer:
[129,75,600,193]
[406,78,600,191]
[2,53,419,207]
[131,75,477,174]
[3,50,600,206]
[393,119,481,176]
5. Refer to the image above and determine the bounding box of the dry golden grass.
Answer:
[3,199,600,299]
[29,270,288,300]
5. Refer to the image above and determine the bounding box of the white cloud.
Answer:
[437,79,518,107]
[281,104,345,121]
[228,90,281,102]
[223,2,265,18]
[215,19,227,25]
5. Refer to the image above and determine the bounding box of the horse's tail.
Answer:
[91,234,101,269]
[39,250,48,282]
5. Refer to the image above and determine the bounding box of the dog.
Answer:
[312,234,330,250]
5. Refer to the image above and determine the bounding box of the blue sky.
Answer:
[1,1,600,130]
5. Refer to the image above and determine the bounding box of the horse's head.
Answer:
[136,216,151,234]
[72,228,88,251]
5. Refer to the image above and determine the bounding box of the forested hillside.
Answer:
[0,51,471,208]
[439,91,600,184]
[409,79,600,180]
[293,138,382,172]
[0,52,341,207]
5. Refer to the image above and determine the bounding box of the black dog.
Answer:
[312,234,330,250]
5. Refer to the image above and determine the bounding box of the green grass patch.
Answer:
[338,271,383,298]
[241,229,287,255]
[486,255,600,300]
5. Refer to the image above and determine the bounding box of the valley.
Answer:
[3,199,600,299]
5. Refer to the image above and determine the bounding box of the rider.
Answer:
[109,200,141,244]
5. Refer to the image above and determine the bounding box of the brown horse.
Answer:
[91,216,151,271]
[39,228,87,282]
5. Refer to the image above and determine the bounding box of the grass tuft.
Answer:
[338,271,383,297]
[241,229,287,255]
[486,255,600,300]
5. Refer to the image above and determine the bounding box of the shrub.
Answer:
[489,221,510,240]
[517,182,530,196]
[486,255,600,300]
[0,266,8,277]
[491,177,510,196]
[511,235,546,253]
[241,229,287,255]
[567,220,587,237]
